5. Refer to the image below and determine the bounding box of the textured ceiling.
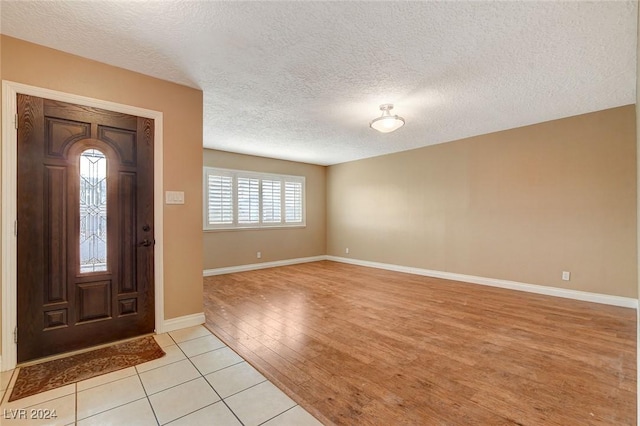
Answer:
[1,1,637,166]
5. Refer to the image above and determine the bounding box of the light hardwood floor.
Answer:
[203,261,636,425]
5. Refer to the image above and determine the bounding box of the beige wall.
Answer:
[635,3,639,417]
[636,1,640,304]
[328,106,637,298]
[1,35,204,347]
[0,33,3,346]
[203,149,326,269]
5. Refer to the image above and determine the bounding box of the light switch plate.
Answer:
[165,191,185,205]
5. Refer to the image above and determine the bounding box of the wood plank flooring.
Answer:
[203,261,636,425]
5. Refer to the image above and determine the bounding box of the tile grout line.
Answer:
[198,326,316,425]
[7,327,300,425]
[199,327,316,425]
[148,331,216,425]
[75,365,155,422]
[162,401,222,426]
[169,330,214,345]
[143,335,219,397]
[77,395,149,423]
[256,405,299,426]
[190,352,246,376]
[143,332,182,425]
[221,378,268,400]
[138,332,227,376]
[0,370,13,406]
[0,331,196,425]
[175,330,246,426]
[74,383,77,425]
[135,356,183,377]
[212,394,246,426]
[202,358,252,376]
[76,346,169,424]
[141,334,169,425]
[76,368,139,392]
[135,372,161,426]
[144,375,204,398]
[2,387,75,411]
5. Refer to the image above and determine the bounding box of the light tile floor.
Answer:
[0,326,322,426]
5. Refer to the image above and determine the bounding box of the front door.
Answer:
[16,94,155,362]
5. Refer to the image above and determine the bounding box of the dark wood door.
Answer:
[17,94,155,362]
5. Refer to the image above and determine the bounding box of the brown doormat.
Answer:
[9,335,165,402]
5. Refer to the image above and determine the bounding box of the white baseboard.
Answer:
[162,312,206,333]
[327,256,638,309]
[203,255,327,276]
[202,254,637,309]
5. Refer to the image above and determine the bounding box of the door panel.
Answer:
[17,94,154,362]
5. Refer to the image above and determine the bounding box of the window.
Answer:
[204,167,305,230]
[79,149,108,273]
[206,172,233,225]
[237,177,259,224]
[261,179,281,223]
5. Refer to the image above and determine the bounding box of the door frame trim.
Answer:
[1,81,165,371]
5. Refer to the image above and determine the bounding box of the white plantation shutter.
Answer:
[261,179,282,223]
[237,177,259,224]
[285,181,303,223]
[206,173,233,225]
[204,167,304,229]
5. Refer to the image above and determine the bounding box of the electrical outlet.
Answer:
[257,251,261,259]
[345,248,349,254]
[562,271,570,281]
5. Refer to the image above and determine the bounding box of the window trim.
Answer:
[203,167,306,231]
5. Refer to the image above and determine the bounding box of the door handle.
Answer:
[139,239,153,247]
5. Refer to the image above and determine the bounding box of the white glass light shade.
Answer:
[370,104,405,133]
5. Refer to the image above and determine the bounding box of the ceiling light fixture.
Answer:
[369,103,405,133]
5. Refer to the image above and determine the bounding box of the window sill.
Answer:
[203,225,306,233]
